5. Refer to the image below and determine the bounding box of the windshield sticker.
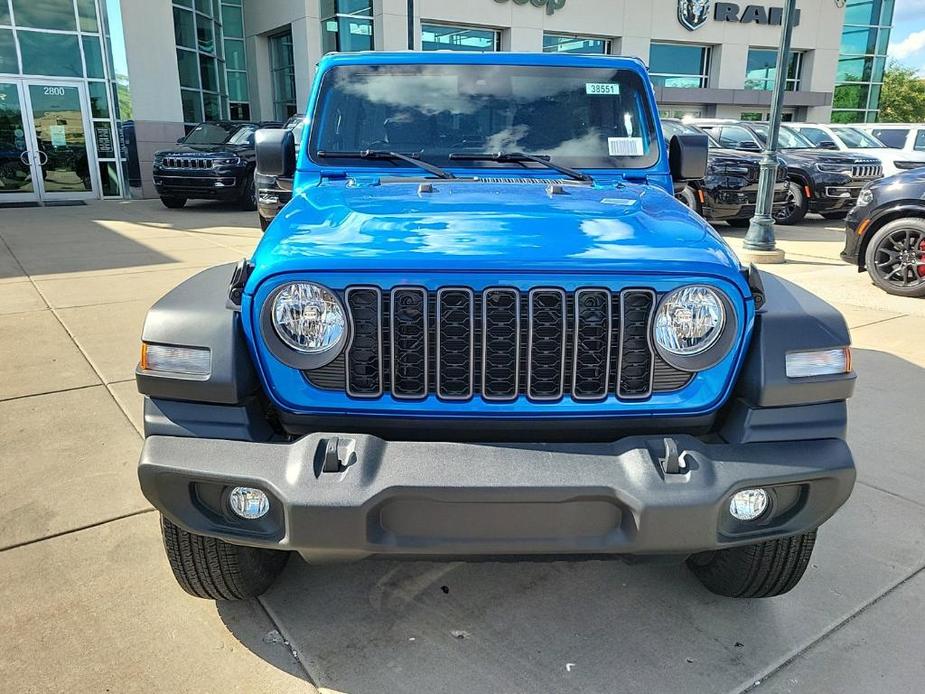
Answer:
[608,137,645,156]
[586,83,620,96]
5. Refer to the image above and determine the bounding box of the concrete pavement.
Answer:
[1,200,923,693]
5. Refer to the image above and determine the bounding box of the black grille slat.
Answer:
[572,289,611,400]
[390,288,428,398]
[482,288,520,400]
[437,288,474,400]
[527,289,566,400]
[618,289,655,399]
[345,287,382,397]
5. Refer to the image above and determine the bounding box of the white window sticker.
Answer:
[608,137,645,156]
[586,82,619,96]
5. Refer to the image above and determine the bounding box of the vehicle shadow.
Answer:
[216,347,925,694]
[716,215,846,244]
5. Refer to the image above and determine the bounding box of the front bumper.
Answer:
[704,185,789,221]
[139,432,855,561]
[153,166,246,200]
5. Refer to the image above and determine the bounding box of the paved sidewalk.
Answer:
[1,200,923,693]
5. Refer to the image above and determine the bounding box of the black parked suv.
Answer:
[691,120,883,225]
[255,114,305,230]
[843,167,925,297]
[153,121,280,210]
[662,119,788,227]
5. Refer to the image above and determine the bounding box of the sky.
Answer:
[888,0,925,75]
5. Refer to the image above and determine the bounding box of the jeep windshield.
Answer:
[183,122,256,146]
[308,64,660,171]
[750,124,816,150]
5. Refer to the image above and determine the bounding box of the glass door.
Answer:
[0,81,40,203]
[23,80,98,201]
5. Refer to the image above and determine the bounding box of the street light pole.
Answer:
[743,0,798,264]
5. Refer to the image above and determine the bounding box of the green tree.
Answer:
[878,62,925,122]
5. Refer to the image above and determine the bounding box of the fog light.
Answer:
[228,487,270,519]
[729,488,769,521]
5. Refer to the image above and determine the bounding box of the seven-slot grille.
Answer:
[314,285,693,402]
[162,157,214,169]
[852,162,882,179]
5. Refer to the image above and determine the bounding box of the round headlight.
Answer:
[654,286,726,358]
[271,282,346,353]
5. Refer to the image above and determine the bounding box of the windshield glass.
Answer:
[183,123,250,145]
[661,120,719,147]
[285,115,306,145]
[751,124,814,149]
[309,64,660,170]
[832,126,884,148]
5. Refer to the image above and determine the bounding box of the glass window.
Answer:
[181,88,203,123]
[202,91,220,120]
[194,0,212,16]
[834,83,869,110]
[88,80,110,118]
[321,16,373,53]
[174,7,196,48]
[270,30,296,119]
[227,71,247,101]
[19,30,82,77]
[196,13,215,54]
[543,34,610,55]
[0,28,18,74]
[224,38,245,70]
[222,4,243,37]
[830,110,865,124]
[11,0,76,31]
[715,125,758,148]
[649,43,710,88]
[840,27,877,56]
[82,35,105,79]
[229,102,250,120]
[177,49,199,88]
[199,54,218,92]
[796,127,831,147]
[744,49,802,91]
[739,112,762,121]
[309,63,661,171]
[871,128,908,148]
[421,24,499,52]
[77,0,99,32]
[831,126,884,148]
[844,0,891,26]
[98,161,120,196]
[0,3,9,25]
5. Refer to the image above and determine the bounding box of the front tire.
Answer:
[160,196,186,209]
[821,211,848,220]
[687,531,816,598]
[675,185,702,217]
[774,180,808,225]
[238,174,257,211]
[160,515,289,600]
[864,218,925,297]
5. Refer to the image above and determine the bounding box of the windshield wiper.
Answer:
[316,149,455,179]
[448,151,592,182]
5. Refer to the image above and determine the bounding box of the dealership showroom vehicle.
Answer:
[255,114,306,231]
[661,119,788,227]
[843,166,925,298]
[136,52,856,602]
[153,120,280,210]
[790,123,925,177]
[855,123,925,160]
[691,119,882,225]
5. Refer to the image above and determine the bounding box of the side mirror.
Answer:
[736,141,761,152]
[176,137,185,144]
[256,128,296,178]
[669,134,708,182]
[818,140,839,150]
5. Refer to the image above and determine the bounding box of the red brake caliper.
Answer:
[919,238,925,278]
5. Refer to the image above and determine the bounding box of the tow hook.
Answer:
[659,437,688,475]
[317,436,358,473]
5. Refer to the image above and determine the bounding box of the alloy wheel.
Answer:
[872,226,925,289]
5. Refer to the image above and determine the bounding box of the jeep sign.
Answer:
[494,0,567,16]
[678,1,801,31]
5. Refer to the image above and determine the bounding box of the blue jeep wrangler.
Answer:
[136,52,856,601]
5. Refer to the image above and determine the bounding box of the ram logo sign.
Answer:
[678,0,711,31]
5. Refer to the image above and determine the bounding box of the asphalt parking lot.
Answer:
[1,200,924,694]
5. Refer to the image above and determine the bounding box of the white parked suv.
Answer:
[790,123,925,177]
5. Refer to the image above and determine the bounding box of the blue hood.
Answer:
[248,178,745,290]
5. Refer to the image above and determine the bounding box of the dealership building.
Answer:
[0,0,895,202]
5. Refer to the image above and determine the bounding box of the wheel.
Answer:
[675,186,702,216]
[821,211,848,220]
[238,174,257,211]
[726,218,751,228]
[687,531,816,598]
[160,196,187,209]
[259,214,270,232]
[160,515,289,600]
[864,218,925,298]
[773,181,808,225]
